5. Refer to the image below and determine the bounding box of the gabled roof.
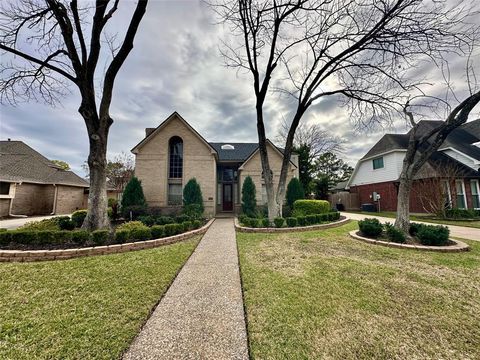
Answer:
[131,111,217,156]
[0,141,88,187]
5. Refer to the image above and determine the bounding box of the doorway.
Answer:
[222,183,233,211]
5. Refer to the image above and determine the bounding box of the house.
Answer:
[131,112,299,215]
[347,120,480,212]
[0,140,88,217]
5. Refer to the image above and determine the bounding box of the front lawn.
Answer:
[237,222,480,359]
[0,237,199,359]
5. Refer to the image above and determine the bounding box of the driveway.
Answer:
[0,215,69,230]
[342,212,480,242]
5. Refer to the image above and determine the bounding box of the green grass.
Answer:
[346,210,480,228]
[237,223,480,359]
[0,237,200,359]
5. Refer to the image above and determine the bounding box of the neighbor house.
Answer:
[131,112,299,216]
[347,120,480,212]
[0,140,88,217]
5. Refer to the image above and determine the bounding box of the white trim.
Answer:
[470,179,480,210]
[439,146,480,165]
[0,181,15,199]
[455,179,468,209]
[361,149,407,162]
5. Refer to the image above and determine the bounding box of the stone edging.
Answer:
[348,230,470,252]
[0,219,215,263]
[234,216,350,233]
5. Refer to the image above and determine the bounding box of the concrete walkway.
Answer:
[0,214,70,230]
[343,212,480,242]
[123,218,249,360]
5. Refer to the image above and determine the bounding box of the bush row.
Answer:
[445,208,480,219]
[0,220,203,248]
[239,211,340,228]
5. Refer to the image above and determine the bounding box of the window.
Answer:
[0,182,10,195]
[168,136,183,179]
[372,157,384,170]
[455,180,467,209]
[471,180,480,209]
[442,181,452,209]
[168,183,182,205]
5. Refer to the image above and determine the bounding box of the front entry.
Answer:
[222,183,233,211]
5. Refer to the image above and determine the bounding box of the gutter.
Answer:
[50,184,58,215]
[8,183,27,218]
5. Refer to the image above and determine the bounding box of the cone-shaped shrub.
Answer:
[241,176,256,217]
[183,178,204,214]
[286,177,304,208]
[121,177,146,217]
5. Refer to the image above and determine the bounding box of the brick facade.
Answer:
[55,185,85,214]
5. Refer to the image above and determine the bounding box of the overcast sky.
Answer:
[1,0,479,176]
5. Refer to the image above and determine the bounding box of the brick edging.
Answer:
[348,230,470,252]
[234,216,350,233]
[0,219,215,263]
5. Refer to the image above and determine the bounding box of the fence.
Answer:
[328,192,360,210]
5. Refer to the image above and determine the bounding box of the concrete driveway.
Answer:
[0,215,70,230]
[342,212,480,242]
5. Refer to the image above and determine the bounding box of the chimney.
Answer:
[145,128,155,137]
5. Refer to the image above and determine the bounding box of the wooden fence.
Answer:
[329,192,360,210]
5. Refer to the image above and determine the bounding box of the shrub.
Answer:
[445,208,478,219]
[384,223,406,243]
[122,205,148,221]
[10,231,38,246]
[241,176,257,217]
[261,218,270,227]
[238,215,248,225]
[282,205,292,218]
[108,198,119,220]
[358,218,383,238]
[121,176,147,211]
[0,228,6,232]
[192,220,202,229]
[409,222,424,237]
[130,228,151,242]
[0,231,11,246]
[274,217,284,228]
[286,217,297,227]
[116,221,148,232]
[417,225,450,246]
[182,221,193,231]
[318,213,328,222]
[164,223,177,237]
[176,214,191,224]
[174,223,184,234]
[182,203,203,219]
[58,216,75,230]
[37,230,72,245]
[18,218,59,231]
[91,230,110,246]
[183,178,204,214]
[71,230,90,245]
[156,216,174,225]
[138,215,155,227]
[327,212,340,221]
[286,178,305,208]
[293,200,330,216]
[150,225,165,239]
[297,216,307,226]
[71,210,87,228]
[114,229,130,243]
[305,215,318,225]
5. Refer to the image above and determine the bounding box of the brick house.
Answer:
[131,112,299,216]
[0,140,88,217]
[347,120,480,213]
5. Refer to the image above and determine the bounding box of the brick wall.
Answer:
[0,199,11,217]
[10,183,54,215]
[55,185,85,214]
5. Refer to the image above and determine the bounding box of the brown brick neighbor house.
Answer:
[347,120,480,213]
[132,112,299,216]
[0,140,88,217]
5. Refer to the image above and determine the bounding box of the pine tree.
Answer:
[241,176,257,217]
[286,177,305,208]
[183,178,204,213]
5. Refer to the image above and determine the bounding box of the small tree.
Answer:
[183,178,204,213]
[286,178,304,208]
[241,176,257,217]
[121,177,146,210]
[313,176,330,200]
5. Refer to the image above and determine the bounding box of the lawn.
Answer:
[346,210,480,229]
[237,222,480,359]
[0,237,199,359]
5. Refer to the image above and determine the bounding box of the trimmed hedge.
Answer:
[417,224,450,246]
[286,217,297,227]
[115,229,130,243]
[384,223,406,243]
[91,230,109,246]
[293,200,330,216]
[358,218,383,238]
[445,208,479,219]
[130,228,152,242]
[71,210,87,228]
[71,230,90,245]
[150,225,165,239]
[274,217,284,228]
[239,211,341,228]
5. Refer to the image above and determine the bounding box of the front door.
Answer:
[222,183,233,211]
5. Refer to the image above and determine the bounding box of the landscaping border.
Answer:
[0,219,215,262]
[235,216,350,233]
[349,230,470,252]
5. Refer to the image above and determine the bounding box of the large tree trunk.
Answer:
[395,176,413,233]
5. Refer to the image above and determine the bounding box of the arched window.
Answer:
[169,136,183,178]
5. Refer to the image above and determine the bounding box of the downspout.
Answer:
[8,183,27,218]
[50,184,58,215]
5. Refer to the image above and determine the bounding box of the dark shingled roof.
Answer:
[209,142,259,162]
[0,141,88,187]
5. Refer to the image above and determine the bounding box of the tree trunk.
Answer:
[395,176,413,233]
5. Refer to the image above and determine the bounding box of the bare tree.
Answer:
[212,0,478,221]
[0,0,148,230]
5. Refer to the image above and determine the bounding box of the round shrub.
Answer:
[261,218,270,227]
[130,228,152,242]
[182,221,193,231]
[417,225,450,246]
[384,223,406,243]
[286,178,305,208]
[293,200,330,216]
[192,220,202,229]
[58,216,75,230]
[409,222,424,237]
[71,210,87,228]
[286,217,297,227]
[358,218,383,238]
[116,221,148,232]
[91,230,110,246]
[306,215,317,225]
[176,214,191,224]
[156,216,174,225]
[274,217,285,228]
[114,229,130,244]
[164,223,177,237]
[71,230,90,245]
[138,215,155,227]
[150,225,165,239]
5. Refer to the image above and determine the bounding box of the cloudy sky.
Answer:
[1,0,479,176]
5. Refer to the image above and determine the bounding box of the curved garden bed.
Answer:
[0,219,214,262]
[349,230,470,252]
[235,216,350,233]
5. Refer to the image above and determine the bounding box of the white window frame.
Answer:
[470,179,480,210]
[455,179,467,209]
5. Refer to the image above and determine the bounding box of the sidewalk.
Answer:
[123,218,249,359]
[342,212,480,241]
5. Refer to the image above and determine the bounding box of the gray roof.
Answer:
[209,142,259,162]
[0,141,88,187]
